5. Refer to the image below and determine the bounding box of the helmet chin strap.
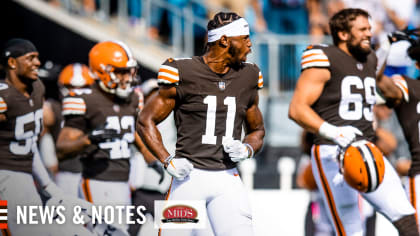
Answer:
[99,72,133,98]
[99,80,116,94]
[115,84,132,98]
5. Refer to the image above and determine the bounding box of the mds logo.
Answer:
[162,205,199,223]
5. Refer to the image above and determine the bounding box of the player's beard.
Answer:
[347,37,371,62]
[228,45,244,69]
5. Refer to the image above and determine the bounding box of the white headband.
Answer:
[207,18,250,43]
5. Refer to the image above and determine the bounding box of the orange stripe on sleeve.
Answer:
[63,101,85,105]
[313,145,346,236]
[63,108,86,111]
[302,53,324,59]
[158,75,178,83]
[301,59,329,65]
[158,68,179,76]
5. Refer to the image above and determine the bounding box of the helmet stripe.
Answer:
[357,144,378,192]
[365,144,381,191]
[110,40,136,67]
[356,146,372,192]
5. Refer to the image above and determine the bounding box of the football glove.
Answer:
[164,156,194,181]
[222,138,253,162]
[318,122,363,148]
[88,127,120,144]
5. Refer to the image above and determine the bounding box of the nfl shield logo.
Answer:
[218,81,225,91]
[113,104,120,112]
[356,63,363,71]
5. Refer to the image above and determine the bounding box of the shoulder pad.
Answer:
[0,97,6,113]
[301,46,330,70]
[158,61,180,85]
[0,83,8,91]
[62,97,86,116]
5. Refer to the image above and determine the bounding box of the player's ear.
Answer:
[416,61,419,70]
[7,57,17,70]
[219,35,229,48]
[338,31,349,41]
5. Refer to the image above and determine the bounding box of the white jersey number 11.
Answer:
[202,96,236,145]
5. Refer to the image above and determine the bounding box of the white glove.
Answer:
[318,122,363,148]
[164,156,194,180]
[222,138,253,162]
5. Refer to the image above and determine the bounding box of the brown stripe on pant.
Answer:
[313,145,346,236]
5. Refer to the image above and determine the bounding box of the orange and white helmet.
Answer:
[58,63,94,96]
[340,140,385,193]
[89,40,137,98]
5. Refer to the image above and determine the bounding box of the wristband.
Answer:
[318,121,337,140]
[163,155,174,169]
[244,143,254,158]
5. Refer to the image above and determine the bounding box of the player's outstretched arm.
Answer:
[136,86,176,163]
[56,127,90,160]
[134,131,158,164]
[376,74,406,106]
[243,93,265,154]
[288,68,330,133]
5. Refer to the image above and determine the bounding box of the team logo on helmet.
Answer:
[339,140,385,193]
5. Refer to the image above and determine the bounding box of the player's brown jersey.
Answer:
[47,99,82,173]
[301,45,377,145]
[0,79,45,173]
[62,83,141,181]
[157,56,263,170]
[393,76,420,176]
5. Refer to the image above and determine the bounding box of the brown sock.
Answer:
[392,214,419,236]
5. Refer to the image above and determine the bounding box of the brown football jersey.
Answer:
[394,76,420,176]
[62,83,141,181]
[301,45,377,145]
[157,56,263,170]
[47,99,82,173]
[0,79,45,173]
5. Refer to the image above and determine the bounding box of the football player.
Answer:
[56,40,155,232]
[0,38,94,236]
[288,8,418,236]
[376,41,420,232]
[137,12,265,236]
[0,38,46,235]
[43,63,95,197]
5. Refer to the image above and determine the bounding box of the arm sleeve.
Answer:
[0,96,7,113]
[157,58,180,87]
[300,45,330,71]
